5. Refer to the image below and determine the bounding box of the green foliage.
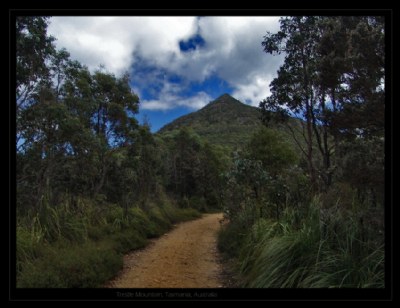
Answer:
[16,16,55,103]
[260,16,385,191]
[16,195,201,288]
[159,200,201,224]
[17,241,122,288]
[335,137,384,208]
[160,127,226,210]
[223,198,385,288]
[219,118,383,288]
[15,18,202,287]
[218,206,256,259]
[213,17,385,289]
[126,207,160,238]
[245,127,298,175]
[222,128,299,222]
[16,17,141,211]
[159,94,264,150]
[15,16,386,291]
[109,230,147,254]
[16,226,46,274]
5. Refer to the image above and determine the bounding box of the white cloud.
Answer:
[141,81,212,110]
[48,16,283,109]
[48,17,197,75]
[141,92,212,111]
[194,17,283,105]
[232,74,272,107]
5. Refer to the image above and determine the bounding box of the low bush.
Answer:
[219,197,385,288]
[16,195,201,288]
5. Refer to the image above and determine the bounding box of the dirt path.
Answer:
[106,213,224,288]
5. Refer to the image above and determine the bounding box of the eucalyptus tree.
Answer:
[260,16,385,192]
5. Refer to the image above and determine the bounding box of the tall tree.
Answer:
[16,16,55,152]
[16,17,55,108]
[16,17,141,210]
[89,70,139,196]
[260,16,321,190]
[260,16,385,191]
[245,127,297,177]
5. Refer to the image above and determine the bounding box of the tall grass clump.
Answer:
[236,197,384,288]
[17,241,122,288]
[16,194,201,288]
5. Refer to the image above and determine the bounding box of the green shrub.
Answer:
[109,229,147,254]
[160,201,201,223]
[17,241,122,288]
[16,225,45,274]
[218,217,249,258]
[148,209,170,231]
[177,208,201,221]
[236,198,385,288]
[188,196,208,212]
[16,195,201,288]
[128,207,161,237]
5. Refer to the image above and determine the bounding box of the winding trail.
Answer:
[106,213,224,288]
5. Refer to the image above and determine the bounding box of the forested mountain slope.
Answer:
[158,94,263,149]
[159,93,303,152]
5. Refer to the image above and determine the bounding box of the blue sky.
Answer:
[48,17,284,132]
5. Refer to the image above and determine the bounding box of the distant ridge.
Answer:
[158,94,263,149]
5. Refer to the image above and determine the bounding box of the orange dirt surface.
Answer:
[105,213,224,288]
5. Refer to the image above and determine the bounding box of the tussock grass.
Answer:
[17,241,122,288]
[16,195,201,288]
[220,197,385,288]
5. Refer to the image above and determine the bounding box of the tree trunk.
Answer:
[306,101,317,191]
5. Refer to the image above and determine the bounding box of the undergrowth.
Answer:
[218,197,384,288]
[16,194,200,288]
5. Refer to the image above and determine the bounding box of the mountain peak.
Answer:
[211,93,237,103]
[158,94,263,148]
[204,93,243,109]
[216,93,234,100]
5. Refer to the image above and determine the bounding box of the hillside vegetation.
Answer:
[15,17,214,288]
[159,94,263,150]
[159,93,305,154]
[217,16,385,289]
